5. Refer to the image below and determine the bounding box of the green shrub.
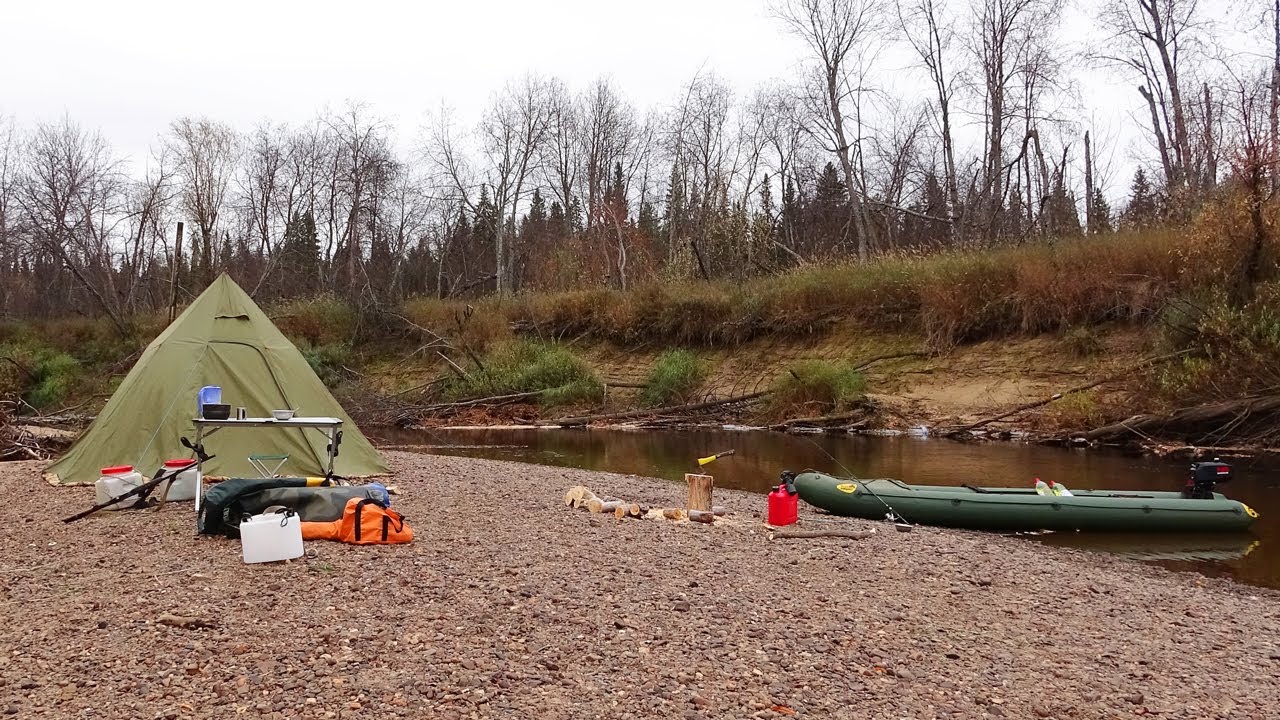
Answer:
[642,349,706,406]
[1046,391,1105,429]
[1148,283,1280,403]
[441,340,602,407]
[25,352,80,410]
[302,344,352,388]
[766,359,867,419]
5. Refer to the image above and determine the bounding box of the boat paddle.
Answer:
[799,436,914,531]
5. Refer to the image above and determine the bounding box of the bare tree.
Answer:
[436,75,552,294]
[16,118,130,331]
[898,0,962,240]
[120,151,177,312]
[774,0,882,258]
[541,79,580,223]
[969,0,1063,239]
[0,115,21,316]
[167,117,240,284]
[238,123,291,267]
[325,103,395,296]
[1096,0,1205,193]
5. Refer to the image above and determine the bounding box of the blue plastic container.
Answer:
[197,386,222,418]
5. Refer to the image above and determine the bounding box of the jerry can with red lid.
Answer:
[95,465,145,510]
[767,471,799,526]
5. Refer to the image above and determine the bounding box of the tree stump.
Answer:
[686,473,714,511]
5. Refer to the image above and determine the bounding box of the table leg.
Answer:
[193,427,205,522]
[326,429,336,478]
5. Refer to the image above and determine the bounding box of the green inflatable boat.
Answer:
[793,470,1258,533]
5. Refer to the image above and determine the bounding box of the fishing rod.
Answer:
[798,434,913,527]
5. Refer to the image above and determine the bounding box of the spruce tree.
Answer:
[810,162,848,250]
[1087,188,1113,234]
[1123,168,1159,229]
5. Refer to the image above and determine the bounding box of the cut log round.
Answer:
[662,508,688,521]
[564,486,600,509]
[614,503,648,519]
[686,473,714,511]
[586,499,624,514]
[687,509,716,524]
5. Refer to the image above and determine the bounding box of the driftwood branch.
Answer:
[384,311,454,349]
[769,529,877,540]
[1084,395,1280,442]
[769,407,873,431]
[851,351,929,372]
[21,414,96,428]
[436,351,471,381]
[550,391,770,427]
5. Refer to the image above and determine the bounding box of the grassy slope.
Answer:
[1,221,1272,435]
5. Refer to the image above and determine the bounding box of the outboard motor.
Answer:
[1183,459,1231,499]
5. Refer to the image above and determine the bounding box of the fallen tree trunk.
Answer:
[1084,395,1280,442]
[18,414,95,428]
[550,391,770,428]
[769,407,873,431]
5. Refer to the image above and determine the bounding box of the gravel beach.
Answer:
[1,450,1278,719]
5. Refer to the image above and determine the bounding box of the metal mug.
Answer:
[236,407,247,420]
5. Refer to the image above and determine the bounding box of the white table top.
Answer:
[192,416,343,428]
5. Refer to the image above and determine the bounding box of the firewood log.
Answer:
[687,509,715,524]
[586,498,624,514]
[563,486,600,509]
[614,503,647,519]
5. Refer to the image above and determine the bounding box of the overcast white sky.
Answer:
[0,0,1265,199]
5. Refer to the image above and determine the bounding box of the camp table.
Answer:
[191,416,343,518]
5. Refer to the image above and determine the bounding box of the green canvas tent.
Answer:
[45,274,390,484]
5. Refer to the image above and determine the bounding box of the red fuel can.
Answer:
[767,483,799,526]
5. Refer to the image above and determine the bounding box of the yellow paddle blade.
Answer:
[305,476,326,486]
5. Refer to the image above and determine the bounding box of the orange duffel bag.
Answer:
[301,497,413,544]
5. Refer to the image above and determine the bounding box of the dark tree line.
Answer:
[0,0,1276,323]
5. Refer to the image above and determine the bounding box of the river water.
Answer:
[373,426,1280,590]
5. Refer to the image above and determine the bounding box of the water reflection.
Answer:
[372,426,1280,590]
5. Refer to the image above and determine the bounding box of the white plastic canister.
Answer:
[240,511,305,564]
[158,459,200,502]
[95,465,145,510]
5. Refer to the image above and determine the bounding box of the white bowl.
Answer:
[272,409,296,421]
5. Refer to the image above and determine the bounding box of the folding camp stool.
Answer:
[248,453,289,478]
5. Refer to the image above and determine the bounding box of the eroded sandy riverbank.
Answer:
[1,451,1277,719]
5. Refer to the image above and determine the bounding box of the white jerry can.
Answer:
[240,511,305,564]
[157,459,200,502]
[95,465,145,510]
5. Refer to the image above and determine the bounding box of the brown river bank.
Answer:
[2,451,1278,719]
